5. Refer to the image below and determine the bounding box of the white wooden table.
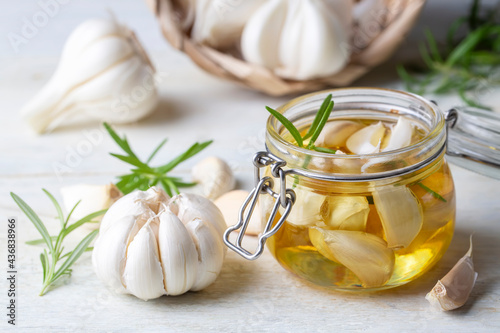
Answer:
[1,0,499,331]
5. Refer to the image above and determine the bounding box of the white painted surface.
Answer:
[0,0,499,331]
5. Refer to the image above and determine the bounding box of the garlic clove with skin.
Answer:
[186,218,225,291]
[309,228,395,288]
[60,183,122,228]
[192,156,235,200]
[372,185,423,249]
[158,209,198,296]
[426,236,478,311]
[122,219,166,301]
[346,121,386,154]
[168,193,227,240]
[92,214,137,294]
[21,18,158,134]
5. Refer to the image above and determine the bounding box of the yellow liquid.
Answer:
[265,119,456,291]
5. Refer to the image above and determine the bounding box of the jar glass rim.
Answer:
[267,87,444,159]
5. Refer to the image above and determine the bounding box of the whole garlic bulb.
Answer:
[92,187,227,300]
[241,0,351,80]
[21,18,158,134]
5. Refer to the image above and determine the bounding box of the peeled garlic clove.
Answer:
[346,121,386,154]
[215,190,261,236]
[60,183,122,227]
[315,121,363,148]
[186,218,225,291]
[158,209,198,296]
[281,188,327,227]
[325,196,369,231]
[92,215,136,294]
[168,193,227,239]
[309,228,395,287]
[191,0,266,49]
[241,0,350,80]
[122,221,165,300]
[426,237,478,311]
[192,156,235,200]
[373,185,423,249]
[21,18,158,134]
[382,116,414,152]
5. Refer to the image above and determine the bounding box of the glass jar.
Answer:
[224,88,500,291]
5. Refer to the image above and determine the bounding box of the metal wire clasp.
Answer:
[223,152,296,260]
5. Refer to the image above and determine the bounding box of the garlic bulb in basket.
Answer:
[241,0,351,80]
[92,187,227,300]
[21,18,158,134]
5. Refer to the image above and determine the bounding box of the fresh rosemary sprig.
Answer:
[104,123,212,196]
[10,190,106,296]
[398,0,500,109]
[266,94,335,153]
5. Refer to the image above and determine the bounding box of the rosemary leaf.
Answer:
[265,106,304,147]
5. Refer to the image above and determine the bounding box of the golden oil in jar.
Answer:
[263,117,456,291]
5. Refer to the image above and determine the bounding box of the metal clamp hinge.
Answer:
[223,152,296,260]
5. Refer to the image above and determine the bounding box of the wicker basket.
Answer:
[146,0,426,96]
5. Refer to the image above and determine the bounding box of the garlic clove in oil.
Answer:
[186,218,225,291]
[346,121,386,154]
[325,196,370,231]
[60,183,122,228]
[372,185,423,249]
[158,209,198,296]
[192,156,235,200]
[281,188,327,227]
[426,236,478,311]
[21,18,158,134]
[381,116,414,152]
[315,121,363,149]
[122,220,166,301]
[309,228,395,288]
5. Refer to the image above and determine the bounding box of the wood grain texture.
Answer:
[1,0,499,331]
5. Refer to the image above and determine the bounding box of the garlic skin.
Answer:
[241,0,351,80]
[309,228,395,287]
[426,237,478,311]
[372,185,423,249]
[21,18,158,134]
[60,183,122,228]
[215,190,262,236]
[92,188,227,300]
[191,0,266,49]
[192,156,235,200]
